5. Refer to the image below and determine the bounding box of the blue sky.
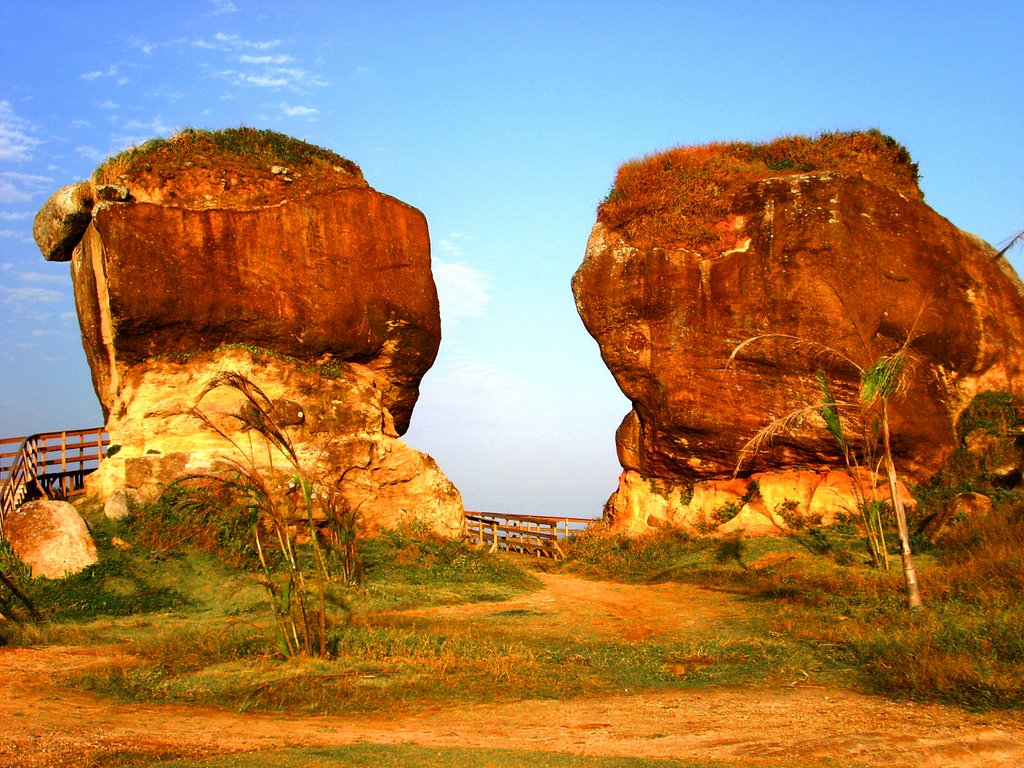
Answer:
[1,1,1021,517]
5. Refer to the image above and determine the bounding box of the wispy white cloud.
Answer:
[433,233,490,325]
[99,100,119,110]
[82,66,114,81]
[429,356,528,405]
[130,38,156,55]
[280,103,319,117]
[122,116,174,134]
[208,0,239,16]
[111,116,178,150]
[0,211,31,221]
[433,260,491,322]
[0,285,65,305]
[436,232,469,258]
[81,65,129,86]
[0,228,32,243]
[0,171,53,203]
[195,33,327,92]
[196,32,284,52]
[217,67,326,91]
[0,101,40,162]
[18,272,70,285]
[76,145,107,163]
[240,54,293,65]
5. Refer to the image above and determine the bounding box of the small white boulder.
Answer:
[4,500,98,579]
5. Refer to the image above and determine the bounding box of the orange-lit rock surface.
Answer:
[573,132,1024,534]
[35,129,462,535]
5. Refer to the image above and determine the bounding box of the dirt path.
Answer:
[2,573,1022,767]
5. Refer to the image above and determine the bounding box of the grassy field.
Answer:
[3,490,1022,715]
[1,417,1023,768]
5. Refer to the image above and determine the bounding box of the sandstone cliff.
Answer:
[35,128,462,535]
[573,131,1024,535]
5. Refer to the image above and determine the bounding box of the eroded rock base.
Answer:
[88,348,463,537]
[605,467,912,537]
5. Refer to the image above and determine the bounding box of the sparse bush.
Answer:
[560,524,706,583]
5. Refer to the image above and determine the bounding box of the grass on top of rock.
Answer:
[93,126,362,186]
[598,129,920,252]
[156,342,348,379]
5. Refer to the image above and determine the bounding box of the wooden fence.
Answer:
[464,511,593,560]
[0,428,109,534]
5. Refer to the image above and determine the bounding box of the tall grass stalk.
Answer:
[189,372,359,657]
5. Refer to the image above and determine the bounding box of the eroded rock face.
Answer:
[48,176,438,435]
[5,500,98,578]
[573,133,1024,534]
[35,130,462,535]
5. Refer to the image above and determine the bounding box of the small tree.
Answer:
[730,323,924,610]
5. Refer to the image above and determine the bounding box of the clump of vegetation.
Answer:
[128,479,264,570]
[914,390,1024,517]
[729,299,934,609]
[561,504,1024,709]
[93,126,362,185]
[359,526,541,610]
[755,499,1024,708]
[559,523,703,584]
[598,129,920,252]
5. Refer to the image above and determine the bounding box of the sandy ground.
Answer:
[1,572,1022,767]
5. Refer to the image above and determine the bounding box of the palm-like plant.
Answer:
[730,316,924,610]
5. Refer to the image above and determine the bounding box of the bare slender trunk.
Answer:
[881,404,924,610]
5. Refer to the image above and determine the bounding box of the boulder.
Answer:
[103,488,132,520]
[573,132,1024,534]
[4,500,98,578]
[35,129,463,536]
[33,181,93,262]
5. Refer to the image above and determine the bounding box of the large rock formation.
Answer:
[35,129,462,535]
[573,131,1024,535]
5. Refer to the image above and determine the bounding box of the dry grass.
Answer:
[560,494,1024,710]
[597,130,920,252]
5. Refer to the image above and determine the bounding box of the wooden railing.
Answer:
[464,511,593,560]
[0,428,109,535]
